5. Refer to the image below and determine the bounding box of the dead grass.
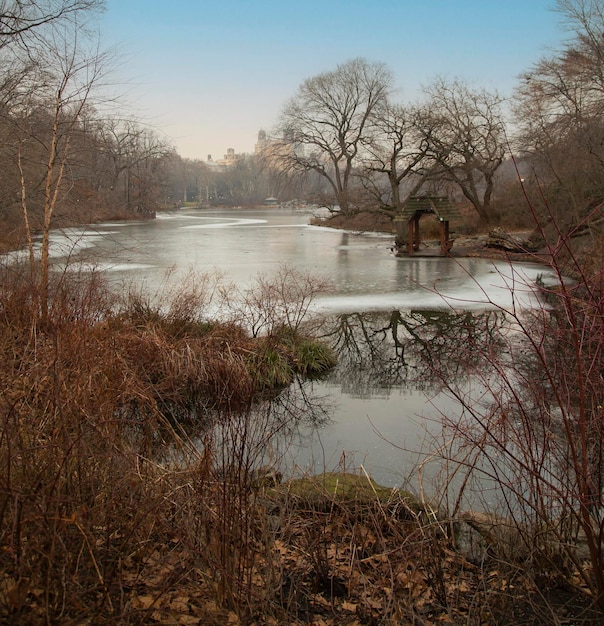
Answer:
[0,264,602,624]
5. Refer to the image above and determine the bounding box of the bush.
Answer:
[0,264,337,622]
[428,200,604,612]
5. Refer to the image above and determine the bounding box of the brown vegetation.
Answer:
[1,227,604,624]
[1,2,604,623]
[0,266,341,624]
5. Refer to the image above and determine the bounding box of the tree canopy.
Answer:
[274,58,392,215]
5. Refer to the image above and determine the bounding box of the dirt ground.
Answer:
[313,211,549,265]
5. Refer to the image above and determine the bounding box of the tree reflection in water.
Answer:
[196,309,509,488]
[191,308,509,491]
[320,309,507,398]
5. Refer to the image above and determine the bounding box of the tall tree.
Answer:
[273,58,392,215]
[361,101,433,213]
[0,1,104,228]
[3,0,109,320]
[419,78,507,226]
[96,118,172,213]
[0,0,100,47]
[514,0,604,223]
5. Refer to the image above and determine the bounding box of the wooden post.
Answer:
[439,220,451,255]
[407,218,414,255]
[414,215,420,251]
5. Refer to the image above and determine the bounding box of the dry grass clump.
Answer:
[0,264,339,623]
[1,259,602,624]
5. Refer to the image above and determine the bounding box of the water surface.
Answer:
[48,207,554,492]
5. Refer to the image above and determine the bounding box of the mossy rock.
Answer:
[272,472,424,518]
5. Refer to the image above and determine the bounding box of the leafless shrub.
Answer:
[426,200,604,611]
[220,263,332,338]
[0,269,175,622]
[0,262,340,622]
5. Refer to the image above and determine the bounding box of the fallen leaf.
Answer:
[131,594,155,609]
[170,595,190,612]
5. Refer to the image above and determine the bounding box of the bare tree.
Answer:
[0,3,103,229]
[0,0,101,48]
[419,78,507,226]
[361,101,433,214]
[273,58,392,215]
[514,0,604,224]
[7,3,112,320]
[92,117,173,213]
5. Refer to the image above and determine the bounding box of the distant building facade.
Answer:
[202,128,303,170]
[205,148,242,170]
[254,128,305,164]
[255,130,268,154]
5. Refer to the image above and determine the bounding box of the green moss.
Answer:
[275,472,423,516]
[250,332,336,391]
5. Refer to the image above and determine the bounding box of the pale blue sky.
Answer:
[101,0,565,160]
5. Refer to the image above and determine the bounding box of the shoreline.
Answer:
[312,212,553,265]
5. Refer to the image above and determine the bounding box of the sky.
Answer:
[100,0,566,161]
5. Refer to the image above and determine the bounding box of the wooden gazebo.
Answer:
[394,196,461,256]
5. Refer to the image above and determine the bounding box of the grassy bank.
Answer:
[0,266,342,623]
[1,252,603,624]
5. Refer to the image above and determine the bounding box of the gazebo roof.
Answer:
[398,195,461,222]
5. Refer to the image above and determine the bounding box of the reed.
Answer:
[426,197,604,612]
[0,263,339,622]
